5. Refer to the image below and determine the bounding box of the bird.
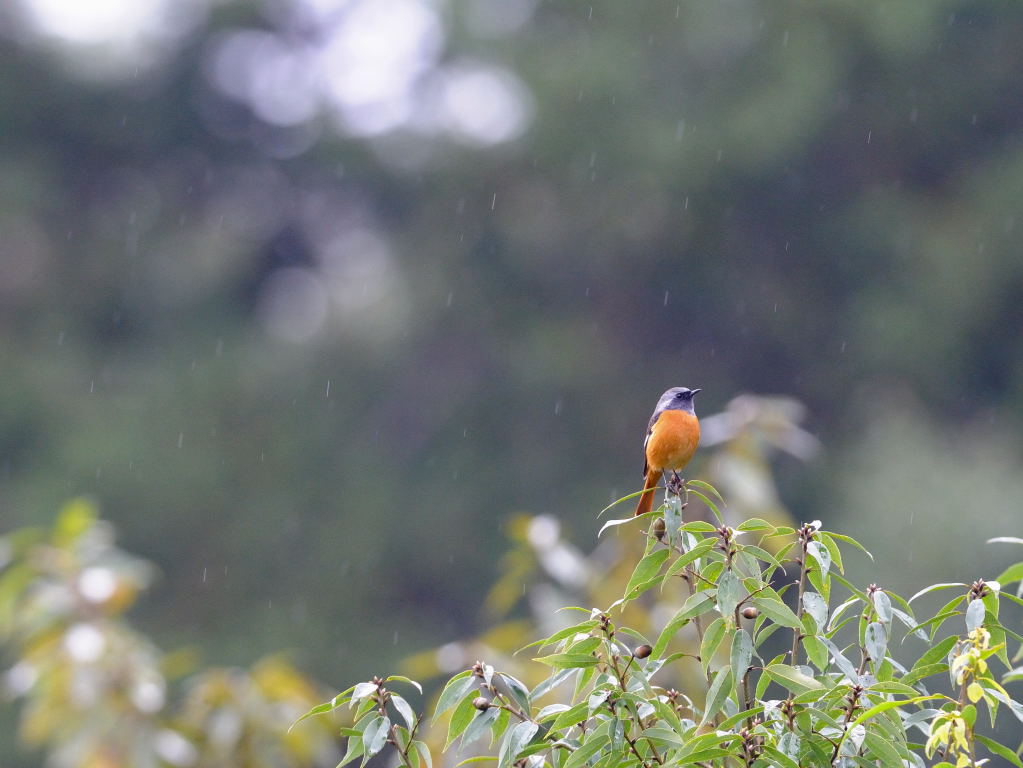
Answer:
[634,387,701,516]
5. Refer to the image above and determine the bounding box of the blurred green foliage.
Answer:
[2,0,1023,760]
[0,497,338,767]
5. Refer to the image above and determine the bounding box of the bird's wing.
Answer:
[642,408,663,476]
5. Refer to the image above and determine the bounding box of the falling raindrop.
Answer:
[177,433,184,449]
[57,331,65,345]
[326,380,331,398]
[89,380,95,393]
[202,567,207,583]
[554,399,563,415]
[663,291,669,306]
[866,130,872,144]
[491,192,497,210]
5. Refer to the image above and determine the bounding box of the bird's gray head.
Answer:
[656,386,701,415]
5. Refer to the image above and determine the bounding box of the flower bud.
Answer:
[741,606,759,620]
[634,644,652,659]
[472,697,490,711]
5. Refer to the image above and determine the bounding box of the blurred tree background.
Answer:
[2,0,1023,761]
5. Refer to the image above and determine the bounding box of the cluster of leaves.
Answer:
[0,498,338,768]
[299,484,1023,768]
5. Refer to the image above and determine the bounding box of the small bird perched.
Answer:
[634,387,701,516]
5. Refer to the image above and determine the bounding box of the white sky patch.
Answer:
[207,31,322,127]
[16,0,206,75]
[21,0,164,45]
[319,0,443,135]
[438,62,534,145]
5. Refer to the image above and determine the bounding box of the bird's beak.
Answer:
[690,389,701,396]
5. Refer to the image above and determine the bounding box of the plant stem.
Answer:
[790,536,809,666]
[608,651,664,765]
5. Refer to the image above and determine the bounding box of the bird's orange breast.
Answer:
[646,410,700,472]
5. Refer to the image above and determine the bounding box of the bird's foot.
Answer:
[666,473,685,497]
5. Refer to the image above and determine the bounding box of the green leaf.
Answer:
[871,590,892,623]
[908,582,967,604]
[848,695,940,730]
[901,663,947,686]
[289,700,338,732]
[730,628,753,681]
[802,591,828,631]
[764,663,824,694]
[351,681,379,705]
[759,746,799,768]
[966,598,985,631]
[652,592,714,657]
[562,728,610,768]
[497,721,538,768]
[819,533,845,574]
[530,668,574,700]
[752,596,802,629]
[638,726,685,748]
[434,672,476,722]
[863,730,902,764]
[821,637,859,682]
[736,518,776,533]
[597,515,645,538]
[868,681,919,696]
[363,715,391,759]
[413,742,432,768]
[662,539,716,582]
[338,729,365,768]
[680,520,718,532]
[700,618,728,677]
[718,706,765,730]
[700,665,733,723]
[865,622,887,662]
[517,621,598,653]
[716,569,742,617]
[826,532,874,560]
[391,694,416,728]
[802,635,829,671]
[550,701,589,731]
[686,490,724,524]
[624,548,670,599]
[686,479,726,505]
[499,673,531,714]
[461,707,499,748]
[535,653,600,669]
[385,676,423,694]
[975,733,1023,768]
[445,693,478,748]
[806,541,831,575]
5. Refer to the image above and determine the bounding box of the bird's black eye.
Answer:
[675,391,685,399]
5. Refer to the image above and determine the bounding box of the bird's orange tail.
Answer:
[634,469,660,516]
